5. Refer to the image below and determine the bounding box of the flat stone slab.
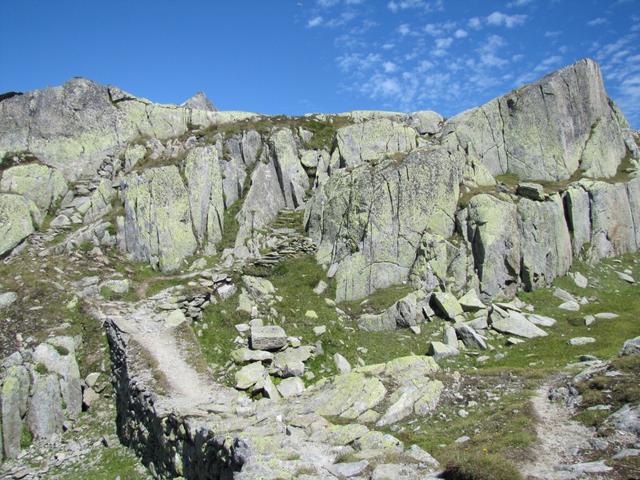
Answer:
[492,313,548,338]
[432,292,463,319]
[250,325,287,351]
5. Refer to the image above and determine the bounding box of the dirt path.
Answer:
[521,382,608,480]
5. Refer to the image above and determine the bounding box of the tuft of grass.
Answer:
[20,428,33,449]
[338,283,414,317]
[34,363,48,375]
[54,345,70,356]
[442,451,524,480]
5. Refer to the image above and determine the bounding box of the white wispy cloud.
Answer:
[486,11,528,28]
[454,28,468,38]
[507,0,534,7]
[308,16,324,27]
[544,30,562,38]
[336,52,382,73]
[387,0,443,13]
[587,17,608,27]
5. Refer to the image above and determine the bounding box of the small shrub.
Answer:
[442,452,523,480]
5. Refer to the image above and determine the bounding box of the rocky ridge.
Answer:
[0,58,639,479]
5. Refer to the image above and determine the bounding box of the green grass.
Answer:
[338,283,414,317]
[442,451,524,480]
[466,254,640,373]
[193,114,353,153]
[574,354,640,428]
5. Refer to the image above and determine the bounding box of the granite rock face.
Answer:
[307,147,462,302]
[442,59,631,182]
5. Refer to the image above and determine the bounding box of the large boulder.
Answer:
[306,147,462,302]
[0,193,40,256]
[120,165,198,271]
[462,194,520,300]
[442,59,631,182]
[26,372,64,440]
[0,163,67,213]
[184,145,225,253]
[518,195,573,290]
[334,119,418,168]
[1,365,30,459]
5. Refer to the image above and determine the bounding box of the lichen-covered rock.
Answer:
[307,147,461,302]
[32,339,82,419]
[120,165,197,271]
[83,178,115,223]
[587,180,638,261]
[180,91,217,111]
[0,193,40,256]
[26,372,64,440]
[184,145,225,252]
[442,59,629,182]
[0,163,67,213]
[335,118,418,168]
[564,185,592,256]
[234,128,309,245]
[0,77,256,180]
[312,372,387,419]
[1,365,30,459]
[518,195,572,290]
[462,194,520,300]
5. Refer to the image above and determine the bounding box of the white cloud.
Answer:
[468,17,482,30]
[544,30,562,38]
[383,61,397,72]
[454,29,468,39]
[308,16,324,27]
[398,24,411,36]
[477,34,509,67]
[486,11,527,28]
[387,0,443,13]
[587,17,608,27]
[435,37,453,49]
[507,0,534,7]
[336,52,381,73]
[318,0,340,7]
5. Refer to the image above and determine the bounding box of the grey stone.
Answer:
[620,336,640,356]
[458,289,485,312]
[327,460,369,478]
[0,291,17,308]
[491,312,548,338]
[180,92,217,111]
[250,325,287,351]
[427,341,459,360]
[432,292,463,320]
[527,314,557,327]
[516,182,545,201]
[1,365,30,459]
[333,353,352,374]
[454,323,487,350]
[276,377,305,398]
[26,373,64,440]
[442,59,629,182]
[234,361,266,390]
[568,337,596,346]
[558,301,580,311]
[0,193,40,256]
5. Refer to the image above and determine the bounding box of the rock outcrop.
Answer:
[307,147,462,301]
[442,59,632,182]
[0,77,254,180]
[0,337,82,460]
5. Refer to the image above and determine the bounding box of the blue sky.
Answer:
[1,0,639,126]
